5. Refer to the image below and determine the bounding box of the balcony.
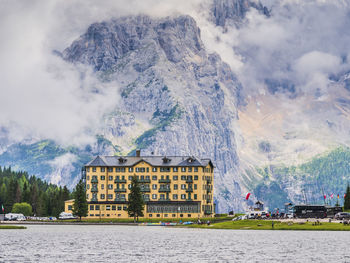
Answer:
[91,177,98,183]
[115,197,126,202]
[138,179,151,183]
[140,187,151,192]
[114,179,126,183]
[186,178,193,183]
[204,210,212,215]
[158,198,171,202]
[158,188,171,193]
[114,188,127,193]
[186,188,193,193]
[158,179,171,183]
[91,186,98,192]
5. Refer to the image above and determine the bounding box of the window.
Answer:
[152,184,157,190]
[118,206,122,211]
[95,205,100,210]
[136,167,145,172]
[123,206,127,211]
[101,184,104,190]
[106,205,111,210]
[160,167,170,172]
[194,194,197,200]
[92,167,96,172]
[86,194,89,199]
[152,175,157,180]
[173,175,178,180]
[121,168,125,172]
[108,184,113,189]
[128,184,132,189]
[188,167,192,172]
[174,184,178,190]
[128,167,133,172]
[149,214,153,217]
[152,167,157,172]
[87,184,90,189]
[146,175,150,180]
[194,175,198,180]
[181,184,186,190]
[87,176,90,181]
[100,194,105,199]
[173,194,178,200]
[101,175,105,180]
[181,175,186,180]
[188,214,191,217]
[181,167,186,172]
[128,176,132,180]
[108,167,113,172]
[181,194,186,200]
[116,167,120,172]
[194,167,198,172]
[108,176,113,180]
[160,194,165,200]
[68,205,72,211]
[112,205,116,210]
[101,167,105,172]
[87,167,90,172]
[173,167,178,172]
[108,194,113,199]
[172,214,176,217]
[194,184,197,190]
[152,194,157,199]
[90,205,94,210]
[164,214,168,217]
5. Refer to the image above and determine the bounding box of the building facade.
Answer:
[65,151,214,219]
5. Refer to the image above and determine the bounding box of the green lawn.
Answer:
[0,225,26,229]
[56,216,231,224]
[186,220,350,231]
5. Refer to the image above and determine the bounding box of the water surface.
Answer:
[1,225,350,262]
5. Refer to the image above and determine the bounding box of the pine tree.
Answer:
[127,175,144,222]
[72,180,88,221]
[344,184,350,211]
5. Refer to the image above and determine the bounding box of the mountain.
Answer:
[2,0,350,212]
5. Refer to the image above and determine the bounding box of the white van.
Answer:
[59,212,77,220]
[5,213,26,221]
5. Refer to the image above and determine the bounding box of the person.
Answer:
[272,221,274,229]
[207,220,210,225]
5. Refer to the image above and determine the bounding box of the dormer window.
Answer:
[118,157,126,164]
[162,157,171,163]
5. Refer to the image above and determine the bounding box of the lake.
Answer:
[1,225,350,262]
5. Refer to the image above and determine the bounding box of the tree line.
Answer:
[0,166,71,217]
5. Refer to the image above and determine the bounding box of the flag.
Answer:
[345,194,347,198]
[331,194,334,198]
[323,195,326,200]
[337,194,340,199]
[1,204,4,213]
[245,193,251,200]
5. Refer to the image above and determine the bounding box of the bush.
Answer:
[11,202,32,216]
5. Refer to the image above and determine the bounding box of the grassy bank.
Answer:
[56,216,230,224]
[186,220,350,231]
[0,225,26,229]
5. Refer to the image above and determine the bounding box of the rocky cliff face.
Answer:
[62,15,243,212]
[211,0,269,28]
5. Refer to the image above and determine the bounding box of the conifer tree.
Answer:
[72,180,88,221]
[344,184,350,210]
[127,175,144,222]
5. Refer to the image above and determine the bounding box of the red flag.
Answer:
[323,195,326,200]
[331,194,334,199]
[337,194,340,199]
[245,193,251,200]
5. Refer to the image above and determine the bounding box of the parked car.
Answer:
[334,212,350,220]
[59,212,77,220]
[5,213,26,221]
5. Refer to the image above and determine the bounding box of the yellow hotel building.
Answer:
[65,150,214,219]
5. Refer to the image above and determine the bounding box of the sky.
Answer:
[1,0,350,149]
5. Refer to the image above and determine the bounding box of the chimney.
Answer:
[136,149,141,157]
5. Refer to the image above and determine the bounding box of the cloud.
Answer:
[0,0,210,147]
